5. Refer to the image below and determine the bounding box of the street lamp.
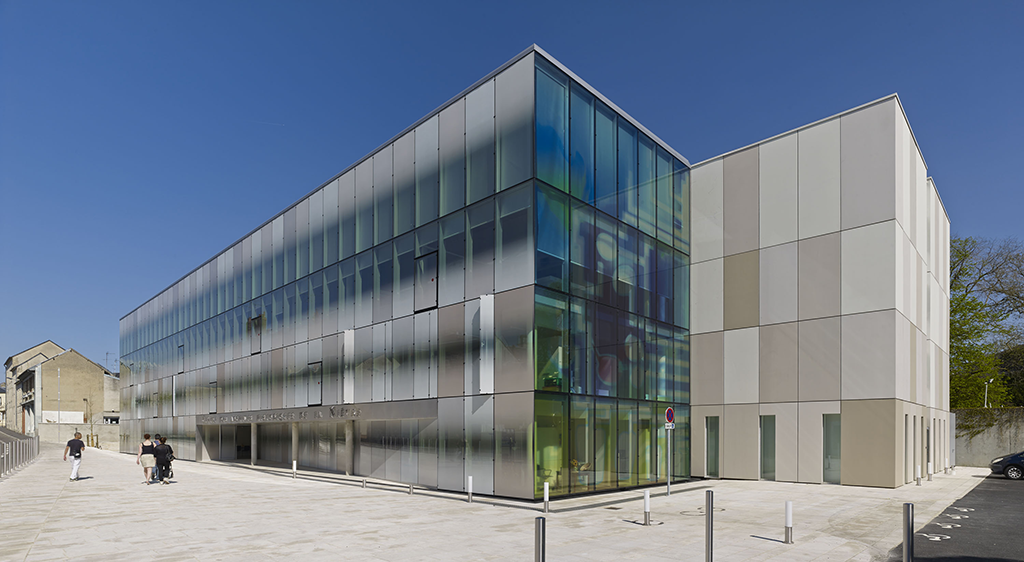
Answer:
[984,378,995,408]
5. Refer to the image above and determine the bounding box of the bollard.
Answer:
[643,489,651,526]
[535,516,546,562]
[706,490,714,562]
[543,482,550,514]
[468,475,474,504]
[292,460,297,479]
[927,462,933,482]
[362,478,367,488]
[916,465,921,486]
[903,502,914,562]
[409,484,414,495]
[784,500,794,544]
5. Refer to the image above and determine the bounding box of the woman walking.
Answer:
[154,436,174,485]
[137,434,157,484]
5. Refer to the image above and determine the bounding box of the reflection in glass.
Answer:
[356,160,373,254]
[535,185,568,292]
[595,102,617,217]
[394,132,416,236]
[465,199,494,300]
[339,171,356,260]
[617,121,638,228]
[706,416,719,478]
[535,57,568,192]
[466,80,495,205]
[439,99,466,216]
[760,415,776,481]
[495,184,533,292]
[496,52,534,190]
[656,148,673,245]
[570,202,595,299]
[415,116,439,227]
[393,233,415,318]
[617,400,637,486]
[569,83,594,204]
[535,289,568,393]
[637,134,656,238]
[673,160,690,254]
[823,414,841,484]
[374,145,393,245]
[535,393,568,497]
[373,242,393,324]
[569,396,594,493]
[439,211,465,307]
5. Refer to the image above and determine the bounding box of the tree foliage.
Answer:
[949,236,1024,408]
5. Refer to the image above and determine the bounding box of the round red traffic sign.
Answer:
[665,407,674,423]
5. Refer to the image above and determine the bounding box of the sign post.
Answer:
[665,407,675,496]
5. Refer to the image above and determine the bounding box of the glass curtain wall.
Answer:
[119,49,689,500]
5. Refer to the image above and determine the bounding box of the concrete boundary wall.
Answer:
[953,407,1024,467]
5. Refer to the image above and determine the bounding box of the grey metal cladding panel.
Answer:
[798,317,840,401]
[841,99,896,230]
[759,322,798,403]
[723,147,759,256]
[493,391,534,499]
[691,332,724,405]
[798,233,841,320]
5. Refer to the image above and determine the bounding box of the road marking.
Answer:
[917,534,951,542]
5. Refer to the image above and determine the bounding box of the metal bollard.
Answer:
[468,475,473,503]
[903,502,914,562]
[916,465,921,486]
[706,490,714,562]
[927,462,933,482]
[292,460,297,479]
[784,500,794,544]
[409,484,414,495]
[543,482,550,514]
[535,516,546,562]
[362,478,367,488]
[643,489,651,526]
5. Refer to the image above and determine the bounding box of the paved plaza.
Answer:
[0,443,988,561]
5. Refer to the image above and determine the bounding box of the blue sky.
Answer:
[2,1,1022,369]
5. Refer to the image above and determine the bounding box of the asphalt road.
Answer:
[885,472,1024,562]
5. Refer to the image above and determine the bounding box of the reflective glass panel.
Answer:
[466,80,495,205]
[656,148,673,245]
[393,233,415,318]
[673,160,690,254]
[706,416,719,478]
[373,242,393,324]
[761,415,776,481]
[394,132,416,236]
[617,400,637,486]
[637,134,656,237]
[465,199,494,300]
[439,211,465,307]
[594,102,617,217]
[495,52,534,190]
[535,184,568,292]
[374,145,394,245]
[495,183,533,292]
[569,202,595,299]
[439,99,466,216]
[535,393,568,497]
[535,57,568,192]
[569,82,594,204]
[535,288,568,393]
[339,171,356,260]
[617,121,638,228]
[415,116,439,227]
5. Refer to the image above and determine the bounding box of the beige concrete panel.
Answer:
[797,401,840,483]
[691,405,724,478]
[841,221,897,315]
[841,399,899,488]
[932,343,942,410]
[759,323,798,403]
[724,251,759,330]
[895,103,911,233]
[840,99,896,230]
[916,254,925,330]
[724,328,759,404]
[916,328,926,406]
[759,243,798,325]
[841,310,897,400]
[691,332,724,406]
[759,402,798,482]
[691,160,724,263]
[899,230,913,320]
[798,233,841,320]
[691,259,723,334]
[723,404,760,480]
[723,147,759,256]
[799,317,841,401]
[798,118,841,239]
[895,312,912,402]
[914,152,928,260]
[941,352,949,410]
[759,133,799,247]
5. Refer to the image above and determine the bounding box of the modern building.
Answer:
[5,341,122,449]
[118,45,949,498]
[688,96,951,488]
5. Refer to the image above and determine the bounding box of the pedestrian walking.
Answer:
[137,434,157,485]
[63,432,85,481]
[152,433,163,482]
[154,437,174,485]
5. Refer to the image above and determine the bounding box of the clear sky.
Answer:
[1,1,1022,370]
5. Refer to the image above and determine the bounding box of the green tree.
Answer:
[949,237,1018,408]
[997,344,1024,407]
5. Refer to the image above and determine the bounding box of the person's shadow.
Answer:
[75,476,94,481]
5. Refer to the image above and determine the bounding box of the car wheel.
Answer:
[1006,465,1024,480]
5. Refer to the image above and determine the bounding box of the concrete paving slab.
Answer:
[0,443,989,561]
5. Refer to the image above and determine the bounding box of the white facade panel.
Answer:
[841,310,897,400]
[691,160,724,263]
[758,133,799,247]
[797,119,841,239]
[724,327,759,404]
[759,242,798,325]
[691,259,724,334]
[841,221,897,315]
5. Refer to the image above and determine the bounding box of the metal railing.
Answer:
[0,434,40,478]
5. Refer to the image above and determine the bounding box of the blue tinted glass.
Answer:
[569,83,594,204]
[656,148,673,245]
[617,224,637,313]
[617,121,637,228]
[637,134,656,237]
[535,58,568,192]
[569,202,595,299]
[594,102,616,217]
[656,242,673,324]
[535,184,569,292]
[673,160,690,254]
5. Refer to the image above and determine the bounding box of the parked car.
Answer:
[990,451,1024,480]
